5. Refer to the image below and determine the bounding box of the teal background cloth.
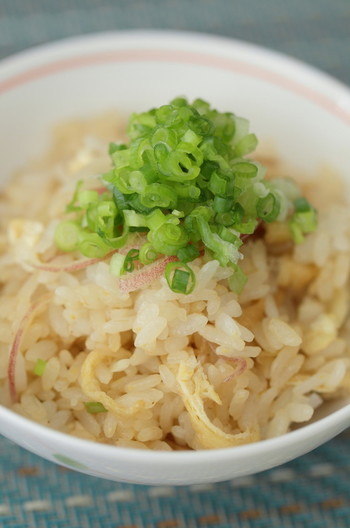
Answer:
[1,1,350,526]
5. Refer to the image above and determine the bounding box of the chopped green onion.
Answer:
[96,201,117,233]
[78,232,110,258]
[294,196,313,213]
[57,97,318,296]
[213,196,233,213]
[109,147,131,170]
[65,180,84,212]
[219,226,242,245]
[193,215,240,266]
[216,203,244,228]
[172,209,185,218]
[109,142,127,155]
[233,219,258,234]
[122,249,139,273]
[208,171,228,196]
[163,151,200,182]
[289,205,317,244]
[110,252,126,276]
[140,183,177,209]
[289,222,303,244]
[187,205,214,223]
[112,187,129,211]
[139,243,158,265]
[165,262,196,294]
[101,223,130,249]
[128,193,154,214]
[110,168,147,195]
[215,212,235,226]
[34,359,47,376]
[256,193,280,222]
[176,245,200,262]
[84,402,107,414]
[78,190,99,208]
[151,126,178,149]
[108,143,118,155]
[145,209,167,231]
[149,222,189,255]
[123,210,147,228]
[172,183,201,200]
[54,221,81,252]
[231,115,249,145]
[234,133,258,157]
[232,161,258,179]
[172,269,190,293]
[85,200,118,240]
[199,160,219,183]
[228,264,248,294]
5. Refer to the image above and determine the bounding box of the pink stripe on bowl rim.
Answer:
[0,48,350,124]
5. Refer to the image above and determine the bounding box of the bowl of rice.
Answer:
[1,31,350,485]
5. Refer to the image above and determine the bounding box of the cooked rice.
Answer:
[1,114,350,450]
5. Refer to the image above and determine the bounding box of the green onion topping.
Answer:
[84,402,108,414]
[34,359,47,376]
[139,243,158,264]
[122,249,139,273]
[289,197,317,243]
[54,221,81,253]
[165,262,196,294]
[55,97,318,294]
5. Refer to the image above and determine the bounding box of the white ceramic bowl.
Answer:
[1,31,350,485]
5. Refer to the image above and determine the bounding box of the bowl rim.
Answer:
[0,27,348,86]
[1,29,350,464]
[1,29,350,124]
[1,401,350,464]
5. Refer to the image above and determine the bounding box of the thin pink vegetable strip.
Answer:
[208,342,247,381]
[8,295,51,402]
[31,243,142,273]
[119,255,178,293]
[218,356,247,382]
[31,249,119,273]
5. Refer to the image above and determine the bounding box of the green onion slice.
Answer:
[78,190,99,208]
[65,180,84,213]
[110,252,126,276]
[34,359,47,377]
[176,245,200,263]
[122,249,139,273]
[78,232,111,258]
[165,262,196,294]
[149,222,189,256]
[289,204,317,244]
[84,402,107,414]
[256,193,280,222]
[140,183,177,209]
[139,243,158,265]
[56,97,318,296]
[228,264,248,294]
[54,221,81,253]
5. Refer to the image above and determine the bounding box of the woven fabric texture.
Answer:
[1,1,350,527]
[1,432,350,527]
